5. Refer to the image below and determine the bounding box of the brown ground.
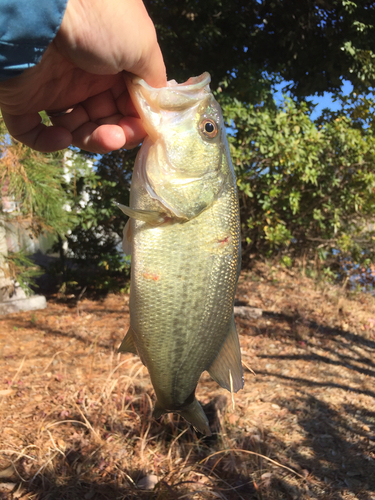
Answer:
[0,262,375,500]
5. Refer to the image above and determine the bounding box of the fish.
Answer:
[116,72,243,436]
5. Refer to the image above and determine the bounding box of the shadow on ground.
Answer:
[1,285,375,499]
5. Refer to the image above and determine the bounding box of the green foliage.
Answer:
[3,1,375,293]
[0,115,77,295]
[280,255,293,269]
[222,91,375,280]
[147,0,375,97]
[3,250,43,295]
[46,148,135,296]
[0,112,134,296]
[61,148,135,263]
[52,251,131,297]
[0,118,74,238]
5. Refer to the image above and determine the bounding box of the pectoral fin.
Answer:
[114,202,166,225]
[207,315,244,393]
[118,325,138,355]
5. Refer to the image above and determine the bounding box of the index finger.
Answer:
[1,110,72,152]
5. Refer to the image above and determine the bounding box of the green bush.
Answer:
[221,91,375,282]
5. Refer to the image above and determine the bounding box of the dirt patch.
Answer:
[0,262,374,499]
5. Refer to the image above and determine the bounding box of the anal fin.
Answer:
[207,315,244,393]
[118,325,138,355]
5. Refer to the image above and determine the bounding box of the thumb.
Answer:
[126,33,167,88]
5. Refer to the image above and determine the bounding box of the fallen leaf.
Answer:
[0,389,13,397]
[0,465,15,479]
[137,474,158,490]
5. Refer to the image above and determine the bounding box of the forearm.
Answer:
[0,0,68,81]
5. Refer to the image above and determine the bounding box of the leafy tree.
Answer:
[144,0,375,282]
[222,91,375,279]
[0,113,133,296]
[3,0,375,294]
[61,0,375,286]
[0,120,73,237]
[146,0,375,97]
[0,115,75,294]
[53,148,135,294]
[63,148,135,260]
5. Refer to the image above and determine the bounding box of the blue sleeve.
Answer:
[0,0,68,81]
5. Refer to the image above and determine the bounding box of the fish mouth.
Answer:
[126,72,211,93]
[125,72,213,142]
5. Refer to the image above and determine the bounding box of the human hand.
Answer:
[0,0,166,154]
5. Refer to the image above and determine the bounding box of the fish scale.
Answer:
[117,73,243,435]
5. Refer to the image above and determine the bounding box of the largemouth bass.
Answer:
[117,72,243,436]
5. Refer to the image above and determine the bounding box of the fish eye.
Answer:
[200,118,218,139]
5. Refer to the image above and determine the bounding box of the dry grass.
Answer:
[0,262,375,499]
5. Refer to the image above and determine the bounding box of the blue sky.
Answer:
[273,80,354,120]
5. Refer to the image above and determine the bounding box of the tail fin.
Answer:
[153,399,212,436]
[179,399,212,436]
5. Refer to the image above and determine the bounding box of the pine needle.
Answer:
[229,369,235,410]
[200,449,305,479]
[242,359,256,375]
